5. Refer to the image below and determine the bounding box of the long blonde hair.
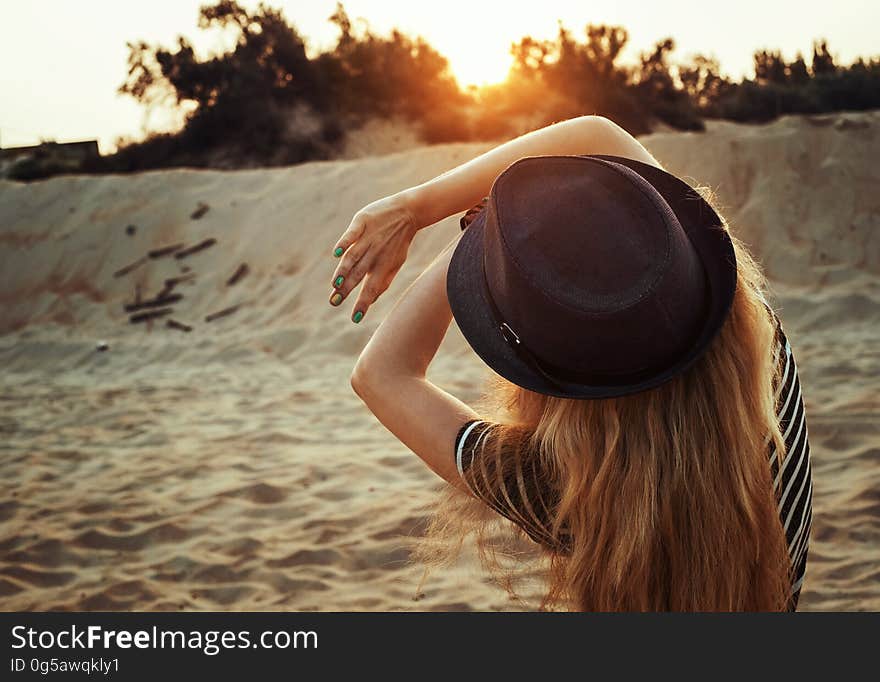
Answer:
[418,232,792,611]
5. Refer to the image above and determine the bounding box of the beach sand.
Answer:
[1,112,878,610]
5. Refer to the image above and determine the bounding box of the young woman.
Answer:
[329,116,812,611]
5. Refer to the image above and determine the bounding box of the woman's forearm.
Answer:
[349,236,478,484]
[353,238,458,382]
[405,115,659,227]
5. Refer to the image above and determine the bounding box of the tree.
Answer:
[811,40,836,75]
[788,53,810,85]
[679,55,732,115]
[118,1,335,166]
[754,50,788,84]
[635,39,704,130]
[507,24,652,133]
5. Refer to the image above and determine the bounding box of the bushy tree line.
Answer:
[93,1,465,172]
[473,27,879,137]
[82,2,880,174]
[473,25,703,136]
[696,41,880,121]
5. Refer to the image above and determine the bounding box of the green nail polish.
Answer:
[333,247,344,257]
[353,311,364,324]
[334,275,344,288]
[330,292,343,306]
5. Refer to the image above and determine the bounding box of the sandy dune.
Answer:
[1,112,878,610]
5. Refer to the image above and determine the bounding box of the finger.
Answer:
[330,247,375,307]
[332,215,366,258]
[331,243,373,298]
[350,271,393,323]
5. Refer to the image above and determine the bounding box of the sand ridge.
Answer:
[0,112,878,610]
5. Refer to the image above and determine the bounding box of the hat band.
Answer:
[479,266,566,390]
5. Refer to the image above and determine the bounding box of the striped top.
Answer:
[454,312,812,609]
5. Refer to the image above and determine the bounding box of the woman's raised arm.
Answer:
[350,236,477,486]
[329,115,659,321]
[405,115,660,228]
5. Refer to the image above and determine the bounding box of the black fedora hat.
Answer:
[446,154,737,399]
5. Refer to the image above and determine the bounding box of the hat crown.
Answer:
[482,156,710,378]
[494,158,675,314]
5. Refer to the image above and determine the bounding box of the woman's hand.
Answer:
[329,190,421,322]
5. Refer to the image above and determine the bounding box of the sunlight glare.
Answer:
[444,42,514,87]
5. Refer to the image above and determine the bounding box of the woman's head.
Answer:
[421,231,792,611]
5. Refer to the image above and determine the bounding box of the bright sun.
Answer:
[443,43,514,87]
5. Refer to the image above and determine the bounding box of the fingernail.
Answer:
[352,310,364,324]
[333,247,344,257]
[333,275,344,288]
[330,292,343,306]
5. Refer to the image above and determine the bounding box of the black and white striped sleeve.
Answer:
[768,318,812,607]
[454,419,566,551]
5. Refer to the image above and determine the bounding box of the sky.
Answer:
[1,0,877,153]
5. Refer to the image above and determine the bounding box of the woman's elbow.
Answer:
[350,359,372,400]
[350,354,384,402]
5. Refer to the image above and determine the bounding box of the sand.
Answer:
[0,112,878,611]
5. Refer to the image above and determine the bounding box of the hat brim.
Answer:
[446,154,737,399]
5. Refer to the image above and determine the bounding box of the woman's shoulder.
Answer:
[454,418,498,476]
[454,418,542,479]
[755,291,789,359]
